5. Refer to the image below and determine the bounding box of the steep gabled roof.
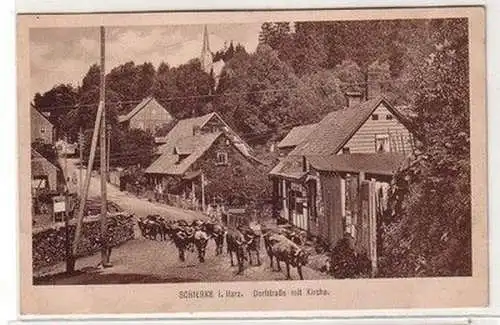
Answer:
[146,111,262,175]
[277,123,318,149]
[269,96,410,178]
[118,96,172,123]
[31,104,54,127]
[146,132,222,175]
[31,149,59,176]
[156,112,217,155]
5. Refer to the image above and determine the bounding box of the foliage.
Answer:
[33,84,78,127]
[214,44,322,140]
[379,18,471,277]
[154,59,214,120]
[82,126,156,168]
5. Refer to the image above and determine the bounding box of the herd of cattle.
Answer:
[137,215,311,280]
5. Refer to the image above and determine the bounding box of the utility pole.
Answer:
[107,125,111,182]
[63,135,74,273]
[99,26,110,267]
[201,172,206,213]
[71,26,107,263]
[79,127,84,195]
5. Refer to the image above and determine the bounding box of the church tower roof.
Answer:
[200,25,213,74]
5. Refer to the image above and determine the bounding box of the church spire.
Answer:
[200,25,213,74]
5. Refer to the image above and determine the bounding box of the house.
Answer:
[31,149,64,193]
[31,104,55,144]
[145,112,260,210]
[269,96,414,272]
[277,123,318,156]
[118,96,173,133]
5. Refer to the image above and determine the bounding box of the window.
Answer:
[176,154,189,164]
[216,152,228,165]
[375,134,390,152]
[342,147,350,154]
[371,114,379,120]
[386,114,393,120]
[40,127,46,134]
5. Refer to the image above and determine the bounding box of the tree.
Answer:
[214,44,319,139]
[167,59,214,119]
[379,18,470,277]
[33,83,78,129]
[82,127,156,168]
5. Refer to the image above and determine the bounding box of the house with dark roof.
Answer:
[31,149,65,194]
[31,104,55,144]
[118,96,173,134]
[269,96,415,271]
[277,123,318,156]
[145,112,261,211]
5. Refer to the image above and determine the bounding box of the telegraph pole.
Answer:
[201,172,206,213]
[99,26,110,267]
[72,26,107,264]
[79,127,84,195]
[107,125,111,182]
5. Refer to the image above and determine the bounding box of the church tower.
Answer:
[200,25,213,74]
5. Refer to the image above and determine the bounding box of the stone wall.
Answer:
[32,213,135,271]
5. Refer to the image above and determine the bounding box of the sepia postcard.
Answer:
[17,6,487,315]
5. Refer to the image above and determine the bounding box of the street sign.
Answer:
[53,196,66,213]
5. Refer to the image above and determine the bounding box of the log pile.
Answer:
[32,213,135,271]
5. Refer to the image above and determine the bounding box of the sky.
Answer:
[29,23,262,97]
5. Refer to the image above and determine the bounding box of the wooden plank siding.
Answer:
[129,100,173,133]
[341,103,412,154]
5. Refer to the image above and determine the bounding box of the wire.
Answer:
[34,80,367,112]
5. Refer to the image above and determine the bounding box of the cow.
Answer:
[170,225,196,262]
[202,221,226,256]
[226,228,248,274]
[137,217,162,240]
[193,229,210,262]
[266,233,309,280]
[238,223,262,266]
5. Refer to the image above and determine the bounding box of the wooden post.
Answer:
[79,127,84,195]
[201,172,206,213]
[106,125,111,182]
[98,26,110,267]
[71,102,104,257]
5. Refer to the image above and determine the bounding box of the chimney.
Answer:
[302,156,308,172]
[345,91,363,108]
[193,125,201,136]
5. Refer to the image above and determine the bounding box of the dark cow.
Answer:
[137,217,163,240]
[202,221,226,255]
[170,224,196,262]
[238,223,261,266]
[266,233,309,280]
[226,228,248,274]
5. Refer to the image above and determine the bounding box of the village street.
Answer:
[34,158,329,284]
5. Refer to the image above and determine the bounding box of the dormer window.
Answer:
[371,114,379,120]
[176,154,189,164]
[216,151,228,166]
